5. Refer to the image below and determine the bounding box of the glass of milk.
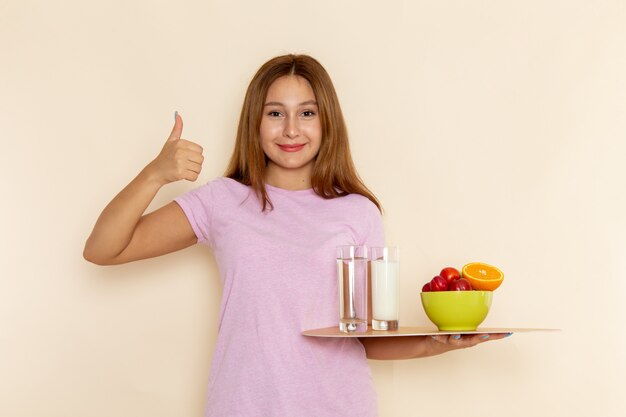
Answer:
[370,247,400,331]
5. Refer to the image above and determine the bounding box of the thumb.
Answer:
[168,111,183,141]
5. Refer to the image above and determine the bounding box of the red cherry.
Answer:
[449,278,473,291]
[430,275,449,291]
[422,282,431,292]
[440,267,461,283]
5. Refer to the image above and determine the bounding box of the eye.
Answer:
[301,110,316,118]
[267,111,283,117]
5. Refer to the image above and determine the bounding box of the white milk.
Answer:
[371,260,399,321]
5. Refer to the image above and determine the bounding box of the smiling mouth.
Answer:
[277,144,306,152]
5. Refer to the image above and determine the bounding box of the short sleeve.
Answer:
[359,200,385,248]
[173,181,215,246]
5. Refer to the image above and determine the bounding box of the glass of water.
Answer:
[337,245,368,333]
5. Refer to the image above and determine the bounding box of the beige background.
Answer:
[1,0,624,416]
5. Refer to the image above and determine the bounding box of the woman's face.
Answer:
[259,75,322,182]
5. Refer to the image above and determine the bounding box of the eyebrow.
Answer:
[263,100,318,107]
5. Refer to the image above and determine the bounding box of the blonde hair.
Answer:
[225,54,381,212]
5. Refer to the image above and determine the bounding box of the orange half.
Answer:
[462,262,504,291]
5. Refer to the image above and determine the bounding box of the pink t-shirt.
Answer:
[175,177,384,417]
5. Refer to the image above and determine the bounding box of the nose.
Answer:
[283,115,300,139]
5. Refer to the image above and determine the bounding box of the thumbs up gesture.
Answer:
[146,112,205,186]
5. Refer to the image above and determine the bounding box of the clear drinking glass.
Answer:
[337,245,368,333]
[370,246,400,330]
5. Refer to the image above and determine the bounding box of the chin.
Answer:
[271,158,314,171]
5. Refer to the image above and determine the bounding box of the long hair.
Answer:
[224,54,381,212]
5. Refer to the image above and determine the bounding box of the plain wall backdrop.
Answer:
[1,1,624,416]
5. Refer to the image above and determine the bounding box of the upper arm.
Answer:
[108,201,198,265]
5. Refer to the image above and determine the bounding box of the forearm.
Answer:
[360,336,451,360]
[83,164,163,264]
[361,333,509,360]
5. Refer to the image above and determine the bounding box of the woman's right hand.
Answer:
[145,112,204,186]
[83,112,202,265]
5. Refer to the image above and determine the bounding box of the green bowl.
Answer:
[420,291,493,331]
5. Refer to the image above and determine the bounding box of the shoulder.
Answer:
[175,177,251,209]
[192,177,250,196]
[205,176,246,190]
[324,193,382,230]
[336,193,381,215]
[337,194,384,245]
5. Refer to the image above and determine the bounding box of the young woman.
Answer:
[84,54,506,416]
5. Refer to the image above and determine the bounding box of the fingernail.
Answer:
[504,333,513,338]
[452,334,461,340]
[480,334,490,340]
[174,111,178,120]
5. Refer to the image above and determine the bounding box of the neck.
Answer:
[265,163,313,190]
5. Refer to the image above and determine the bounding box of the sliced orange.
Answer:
[462,262,504,291]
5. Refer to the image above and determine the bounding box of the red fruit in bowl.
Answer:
[422,282,431,292]
[440,267,461,283]
[449,278,473,291]
[430,275,448,291]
